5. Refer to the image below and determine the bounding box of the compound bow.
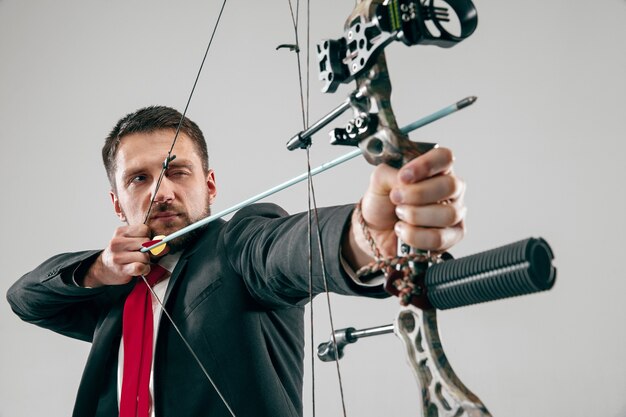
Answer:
[140,1,557,416]
[286,1,556,416]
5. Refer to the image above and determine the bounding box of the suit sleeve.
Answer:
[6,250,130,342]
[223,203,387,308]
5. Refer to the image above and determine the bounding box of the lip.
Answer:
[151,212,180,221]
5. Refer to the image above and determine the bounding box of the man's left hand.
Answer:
[344,147,466,269]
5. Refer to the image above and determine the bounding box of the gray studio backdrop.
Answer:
[1,1,625,416]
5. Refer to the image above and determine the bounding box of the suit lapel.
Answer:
[161,221,223,306]
[162,256,188,307]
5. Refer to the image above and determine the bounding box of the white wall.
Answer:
[1,1,624,416]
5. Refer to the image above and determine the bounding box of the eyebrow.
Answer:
[120,160,196,182]
[165,160,194,170]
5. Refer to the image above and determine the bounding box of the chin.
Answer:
[150,217,186,236]
[149,205,211,252]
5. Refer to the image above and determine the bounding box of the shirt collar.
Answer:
[156,252,181,274]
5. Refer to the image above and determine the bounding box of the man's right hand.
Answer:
[79,225,152,288]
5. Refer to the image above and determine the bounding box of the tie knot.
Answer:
[144,264,168,287]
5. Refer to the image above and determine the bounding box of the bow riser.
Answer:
[353,51,436,167]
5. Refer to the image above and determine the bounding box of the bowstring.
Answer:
[143,0,229,224]
[285,0,348,416]
[141,278,237,417]
[137,1,237,416]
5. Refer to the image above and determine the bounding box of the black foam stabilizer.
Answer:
[425,237,556,310]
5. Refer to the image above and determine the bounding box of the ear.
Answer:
[206,169,217,204]
[110,190,127,222]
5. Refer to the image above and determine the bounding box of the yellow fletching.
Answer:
[149,235,167,256]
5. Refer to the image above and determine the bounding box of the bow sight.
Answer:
[287,0,478,163]
[318,0,478,93]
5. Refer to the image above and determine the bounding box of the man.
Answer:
[7,106,466,417]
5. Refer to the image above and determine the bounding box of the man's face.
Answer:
[110,129,216,247]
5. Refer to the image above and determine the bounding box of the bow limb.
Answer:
[395,306,491,417]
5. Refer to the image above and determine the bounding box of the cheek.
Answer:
[187,189,211,216]
[117,196,146,224]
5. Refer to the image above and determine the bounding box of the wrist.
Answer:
[75,255,105,288]
[342,204,378,270]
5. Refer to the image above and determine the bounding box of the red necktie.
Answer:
[120,264,168,417]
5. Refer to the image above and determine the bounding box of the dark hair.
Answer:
[102,106,209,189]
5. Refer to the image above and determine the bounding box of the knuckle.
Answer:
[412,186,427,204]
[406,208,419,225]
[454,176,466,197]
[400,208,416,225]
[370,164,394,190]
[131,224,149,237]
[421,158,434,177]
[445,175,460,196]
[449,204,467,225]
[138,263,150,276]
[394,221,407,241]
[113,226,128,237]
[439,147,454,163]
[140,253,150,264]
[110,252,123,265]
[457,222,466,237]
[443,205,460,225]
[429,232,445,250]
[126,264,139,277]
[109,237,123,250]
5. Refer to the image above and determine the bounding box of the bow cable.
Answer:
[284,0,349,416]
[284,2,318,415]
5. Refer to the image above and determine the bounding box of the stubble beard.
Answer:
[146,198,212,254]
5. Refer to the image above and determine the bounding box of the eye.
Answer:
[129,174,147,185]
[166,169,190,178]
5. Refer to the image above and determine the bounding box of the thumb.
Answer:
[361,164,400,231]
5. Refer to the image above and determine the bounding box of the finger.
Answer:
[395,200,466,228]
[119,224,151,238]
[123,262,151,277]
[394,221,466,252]
[367,163,400,196]
[110,236,155,253]
[109,249,150,269]
[390,174,465,206]
[398,147,455,184]
[361,164,401,231]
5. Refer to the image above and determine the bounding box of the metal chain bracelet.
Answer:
[354,199,442,279]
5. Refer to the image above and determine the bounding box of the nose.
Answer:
[152,176,175,205]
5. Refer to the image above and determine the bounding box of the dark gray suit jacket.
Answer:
[7,203,385,417]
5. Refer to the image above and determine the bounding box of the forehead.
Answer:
[114,130,201,173]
